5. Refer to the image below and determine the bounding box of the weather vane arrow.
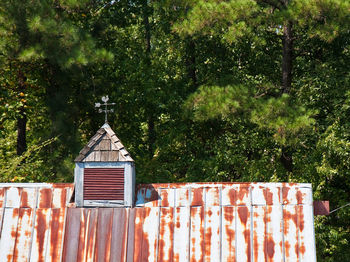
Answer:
[95,95,116,123]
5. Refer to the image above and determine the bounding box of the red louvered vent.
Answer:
[84,168,124,200]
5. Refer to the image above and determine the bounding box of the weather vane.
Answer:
[95,95,116,123]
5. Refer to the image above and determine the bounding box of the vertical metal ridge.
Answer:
[187,187,192,262]
[43,208,53,261]
[249,186,254,262]
[27,187,39,262]
[0,187,8,237]
[281,188,286,262]
[219,186,223,262]
[203,187,207,261]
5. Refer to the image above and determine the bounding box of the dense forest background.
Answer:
[0,0,349,260]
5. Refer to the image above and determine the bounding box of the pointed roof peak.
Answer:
[101,123,111,129]
[74,125,133,162]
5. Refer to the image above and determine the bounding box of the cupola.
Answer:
[74,123,135,207]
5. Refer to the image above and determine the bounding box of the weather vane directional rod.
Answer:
[95,95,116,123]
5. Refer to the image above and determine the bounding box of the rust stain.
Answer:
[0,188,4,207]
[36,210,47,261]
[238,207,251,261]
[296,190,303,204]
[298,206,305,232]
[237,187,249,203]
[21,190,28,207]
[282,187,290,205]
[267,238,275,258]
[300,243,306,256]
[223,207,235,258]
[253,224,258,261]
[229,188,236,205]
[134,209,144,262]
[266,188,273,205]
[205,226,212,258]
[141,208,152,261]
[158,239,166,261]
[39,188,52,208]
[161,190,169,207]
[238,206,248,225]
[191,188,203,206]
[244,229,251,261]
[13,209,25,260]
[285,240,291,258]
[168,212,174,262]
[284,210,291,234]
[158,209,168,261]
[50,208,64,261]
[60,189,67,207]
[295,242,299,260]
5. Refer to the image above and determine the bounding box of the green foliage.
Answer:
[0,0,349,259]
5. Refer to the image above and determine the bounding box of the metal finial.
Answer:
[95,95,116,123]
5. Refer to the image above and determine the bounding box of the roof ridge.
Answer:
[74,125,133,162]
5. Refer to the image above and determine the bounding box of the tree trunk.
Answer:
[186,39,197,88]
[143,1,151,64]
[281,19,294,172]
[142,1,156,157]
[280,146,293,172]
[281,20,293,94]
[16,71,27,155]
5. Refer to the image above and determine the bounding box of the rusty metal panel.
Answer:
[205,187,220,206]
[204,206,221,261]
[20,188,37,208]
[174,207,190,262]
[265,184,281,206]
[0,208,19,261]
[47,208,66,262]
[191,188,204,206]
[62,208,82,262]
[252,206,266,262]
[160,188,175,207]
[133,208,145,262]
[13,208,34,262]
[95,208,114,262]
[30,208,51,262]
[283,205,299,262]
[313,200,330,216]
[236,186,251,206]
[110,208,128,262]
[157,207,174,262]
[38,188,52,208]
[266,205,283,261]
[141,207,159,262]
[190,206,204,262]
[236,206,251,262]
[221,206,236,261]
[222,186,236,206]
[0,183,317,262]
[126,209,135,262]
[282,185,298,205]
[0,188,5,208]
[6,187,21,208]
[84,209,98,262]
[251,185,266,206]
[84,168,124,200]
[52,188,68,208]
[298,205,316,261]
[298,187,312,205]
[76,209,89,262]
[175,188,189,207]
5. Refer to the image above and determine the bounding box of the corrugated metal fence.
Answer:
[0,182,316,262]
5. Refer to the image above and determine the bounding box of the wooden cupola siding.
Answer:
[74,123,135,207]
